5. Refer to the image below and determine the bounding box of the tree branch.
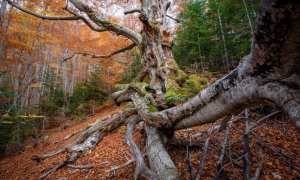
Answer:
[7,0,80,20]
[63,42,136,62]
[166,15,180,23]
[64,6,107,32]
[243,110,251,180]
[196,124,215,180]
[69,0,142,45]
[124,9,142,15]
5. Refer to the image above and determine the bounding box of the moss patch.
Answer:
[148,104,159,112]
[165,73,207,106]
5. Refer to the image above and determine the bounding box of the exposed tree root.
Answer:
[125,115,157,180]
[145,125,180,180]
[129,90,180,179]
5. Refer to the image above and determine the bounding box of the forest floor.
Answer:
[0,102,299,179]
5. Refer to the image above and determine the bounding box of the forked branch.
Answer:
[7,0,80,20]
[63,43,136,62]
[69,0,142,45]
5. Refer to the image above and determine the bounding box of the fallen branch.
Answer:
[54,128,86,144]
[196,123,215,180]
[167,135,201,148]
[187,146,196,180]
[39,131,102,179]
[243,110,251,180]
[66,164,93,169]
[108,159,135,173]
[250,110,281,129]
[32,113,124,162]
[213,119,233,180]
[251,144,263,180]
[107,154,147,173]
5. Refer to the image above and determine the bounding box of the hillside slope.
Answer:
[0,103,299,179]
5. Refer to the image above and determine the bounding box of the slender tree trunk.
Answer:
[197,33,204,72]
[242,0,254,35]
[61,49,69,110]
[0,6,11,60]
[0,0,7,28]
[216,8,229,71]
[69,56,77,95]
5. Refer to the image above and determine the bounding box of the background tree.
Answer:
[174,0,259,72]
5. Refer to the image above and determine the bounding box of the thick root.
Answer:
[145,126,180,180]
[125,115,157,180]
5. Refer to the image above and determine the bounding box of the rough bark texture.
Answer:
[129,92,180,179]
[138,0,180,98]
[146,126,180,180]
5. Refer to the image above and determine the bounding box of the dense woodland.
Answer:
[0,0,299,179]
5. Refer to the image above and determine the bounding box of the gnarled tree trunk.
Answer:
[138,0,180,99]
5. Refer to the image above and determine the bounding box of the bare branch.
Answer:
[251,145,263,180]
[108,158,135,173]
[196,124,215,180]
[69,0,142,45]
[7,0,108,34]
[66,164,93,169]
[124,9,142,15]
[187,146,196,180]
[166,15,180,23]
[7,0,80,20]
[63,43,136,62]
[250,111,280,129]
[243,110,250,180]
[107,153,148,173]
[39,132,101,179]
[213,120,233,180]
[64,6,107,32]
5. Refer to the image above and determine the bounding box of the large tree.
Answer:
[6,0,300,179]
